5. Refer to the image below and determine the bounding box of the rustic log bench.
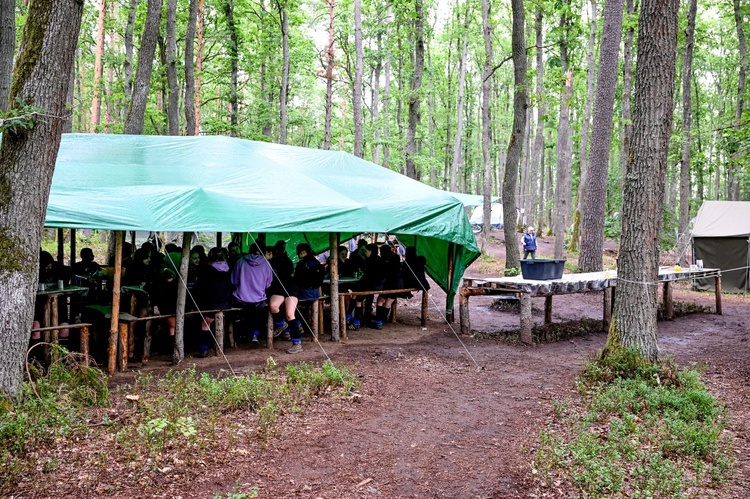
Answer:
[30,323,93,366]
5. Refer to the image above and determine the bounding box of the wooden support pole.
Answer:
[312,299,320,342]
[519,293,532,345]
[421,290,428,327]
[108,230,123,374]
[118,322,128,372]
[446,242,456,322]
[266,312,274,349]
[459,287,470,334]
[142,320,152,363]
[50,295,59,347]
[173,232,192,364]
[339,295,348,340]
[603,287,612,330]
[714,275,722,315]
[57,228,65,263]
[70,228,76,269]
[80,325,89,366]
[663,281,674,320]
[544,296,552,324]
[391,299,398,323]
[216,232,223,248]
[329,232,340,341]
[214,311,225,356]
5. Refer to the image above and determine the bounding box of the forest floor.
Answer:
[11,230,750,498]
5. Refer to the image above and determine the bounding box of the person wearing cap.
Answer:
[522,226,537,260]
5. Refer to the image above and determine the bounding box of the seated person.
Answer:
[194,247,233,356]
[347,243,385,331]
[72,247,101,276]
[227,241,243,269]
[371,243,405,330]
[403,246,430,292]
[286,243,325,354]
[230,242,273,344]
[267,240,297,342]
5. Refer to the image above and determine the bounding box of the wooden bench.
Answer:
[336,288,428,339]
[265,296,327,349]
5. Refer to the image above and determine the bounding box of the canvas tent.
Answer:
[45,134,481,311]
[691,200,750,293]
[469,203,504,228]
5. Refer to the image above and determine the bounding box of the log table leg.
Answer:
[80,325,90,367]
[340,296,348,340]
[421,290,428,327]
[520,293,532,345]
[603,287,612,330]
[142,320,152,363]
[266,312,274,349]
[214,312,225,356]
[544,296,553,324]
[715,275,722,315]
[118,322,128,372]
[459,288,470,334]
[312,299,320,342]
[663,281,674,320]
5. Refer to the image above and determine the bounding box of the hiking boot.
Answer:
[347,320,360,331]
[281,331,291,341]
[286,342,303,354]
[273,321,288,338]
[251,334,260,345]
[369,320,384,330]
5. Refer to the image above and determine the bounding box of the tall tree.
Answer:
[480,0,493,252]
[606,0,679,362]
[553,13,574,260]
[730,0,746,200]
[165,0,179,135]
[449,3,471,192]
[502,0,527,272]
[678,0,697,243]
[123,0,163,134]
[0,0,84,396]
[0,0,12,113]
[619,0,636,178]
[89,0,107,132]
[277,0,290,144]
[224,0,239,136]
[532,7,547,231]
[184,0,199,135]
[404,0,425,179]
[353,0,364,157]
[123,0,138,105]
[578,0,625,272]
[322,0,335,150]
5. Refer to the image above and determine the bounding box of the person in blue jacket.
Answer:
[522,226,537,260]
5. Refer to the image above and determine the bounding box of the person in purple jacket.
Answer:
[230,242,273,344]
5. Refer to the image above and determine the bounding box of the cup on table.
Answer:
[696,260,703,270]
[37,283,45,292]
[57,280,65,290]
[690,264,697,271]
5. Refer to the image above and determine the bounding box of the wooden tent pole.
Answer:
[70,229,76,269]
[107,230,123,374]
[446,242,456,322]
[216,232,222,248]
[329,232,340,341]
[173,231,193,365]
[57,228,65,264]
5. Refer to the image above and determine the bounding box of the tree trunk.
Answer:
[353,0,364,157]
[571,0,598,252]
[730,0,746,201]
[382,6,392,169]
[578,0,625,272]
[166,0,179,135]
[553,13,573,260]
[173,232,192,365]
[480,0,493,252]
[123,0,138,105]
[531,8,547,230]
[323,0,335,150]
[678,0,697,246]
[0,0,13,113]
[502,0,527,272]
[89,0,107,132]
[224,0,239,137]
[279,2,290,144]
[607,0,679,362]
[195,0,204,132]
[124,0,163,135]
[449,4,471,192]
[405,0,425,180]
[184,0,199,135]
[0,0,83,396]
[619,0,636,180]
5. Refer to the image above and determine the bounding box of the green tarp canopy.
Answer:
[45,133,481,311]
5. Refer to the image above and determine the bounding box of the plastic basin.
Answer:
[520,259,566,280]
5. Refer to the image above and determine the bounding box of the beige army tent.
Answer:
[692,201,750,293]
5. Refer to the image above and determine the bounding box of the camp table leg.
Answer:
[118,322,128,372]
[80,325,90,367]
[312,299,319,342]
[214,311,224,356]
[142,320,152,363]
[459,288,470,334]
[266,312,273,349]
[520,293,532,345]
[663,281,674,320]
[390,299,398,323]
[544,296,553,324]
[714,276,722,315]
[421,290,428,327]
[603,287,612,330]
[50,295,60,346]
[340,295,348,340]
[228,320,235,348]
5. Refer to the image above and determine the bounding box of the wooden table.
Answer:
[459,268,722,343]
[36,285,89,359]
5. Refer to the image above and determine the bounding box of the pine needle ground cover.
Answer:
[534,350,733,498]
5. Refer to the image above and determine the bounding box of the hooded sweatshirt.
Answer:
[231,254,272,304]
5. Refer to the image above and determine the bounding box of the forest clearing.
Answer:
[3,232,748,498]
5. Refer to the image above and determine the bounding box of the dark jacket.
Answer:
[294,254,324,301]
[523,232,537,251]
[196,261,233,310]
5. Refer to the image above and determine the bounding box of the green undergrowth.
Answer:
[535,349,733,498]
[0,348,359,489]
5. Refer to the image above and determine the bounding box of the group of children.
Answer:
[36,235,431,358]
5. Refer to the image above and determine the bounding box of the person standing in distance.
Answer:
[522,226,537,260]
